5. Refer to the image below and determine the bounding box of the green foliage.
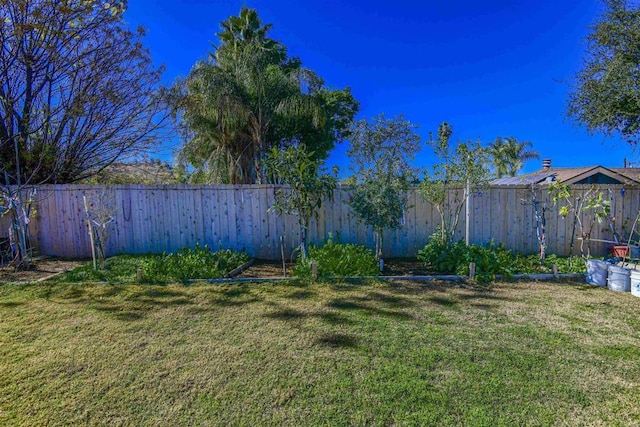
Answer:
[347,114,421,259]
[568,0,640,144]
[142,246,249,282]
[420,122,491,244]
[263,145,336,258]
[548,183,610,257]
[60,254,147,283]
[487,137,539,178]
[170,6,358,184]
[60,250,250,284]
[417,238,513,283]
[294,237,379,279]
[418,236,588,283]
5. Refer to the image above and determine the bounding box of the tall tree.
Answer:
[171,7,358,184]
[347,114,421,260]
[568,0,640,144]
[488,137,540,178]
[0,0,166,185]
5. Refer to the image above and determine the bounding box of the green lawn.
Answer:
[1,276,639,425]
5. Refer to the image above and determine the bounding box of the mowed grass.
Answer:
[1,277,639,426]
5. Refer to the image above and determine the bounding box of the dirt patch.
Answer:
[0,257,86,283]
[236,260,293,278]
[236,258,427,278]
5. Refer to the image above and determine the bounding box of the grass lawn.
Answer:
[1,276,639,425]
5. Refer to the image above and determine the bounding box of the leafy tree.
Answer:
[549,183,610,258]
[488,137,540,178]
[0,0,166,185]
[170,7,358,184]
[420,122,491,245]
[568,0,640,144]
[347,114,421,260]
[263,145,336,259]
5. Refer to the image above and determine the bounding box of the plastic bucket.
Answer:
[631,270,640,297]
[607,265,631,292]
[586,259,608,287]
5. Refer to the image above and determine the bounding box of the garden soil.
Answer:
[0,258,85,283]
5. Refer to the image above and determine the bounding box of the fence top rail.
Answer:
[23,183,637,191]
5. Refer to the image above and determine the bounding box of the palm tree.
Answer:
[488,137,540,178]
[172,7,324,184]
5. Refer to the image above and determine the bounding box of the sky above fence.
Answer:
[125,0,636,176]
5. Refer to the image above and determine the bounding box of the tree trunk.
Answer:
[374,228,383,260]
[300,220,309,259]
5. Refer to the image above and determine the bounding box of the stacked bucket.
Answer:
[586,259,640,296]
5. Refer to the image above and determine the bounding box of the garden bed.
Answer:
[0,257,86,284]
[237,258,430,278]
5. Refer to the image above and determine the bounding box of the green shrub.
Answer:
[60,254,148,283]
[417,237,514,283]
[294,237,379,279]
[418,235,589,283]
[142,245,249,282]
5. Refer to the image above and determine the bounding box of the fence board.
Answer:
[13,184,640,260]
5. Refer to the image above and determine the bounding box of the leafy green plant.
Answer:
[549,183,610,258]
[417,236,514,283]
[417,235,589,283]
[60,254,148,283]
[294,236,379,279]
[263,145,336,259]
[142,245,249,282]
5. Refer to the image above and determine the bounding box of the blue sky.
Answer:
[125,0,639,175]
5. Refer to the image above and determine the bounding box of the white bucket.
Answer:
[586,259,608,286]
[607,265,631,292]
[630,270,640,297]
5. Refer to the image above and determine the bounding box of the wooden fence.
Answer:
[7,184,640,260]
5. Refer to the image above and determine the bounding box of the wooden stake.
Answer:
[552,264,559,278]
[83,196,97,270]
[280,235,286,277]
[311,261,318,282]
[469,262,476,280]
[137,268,143,281]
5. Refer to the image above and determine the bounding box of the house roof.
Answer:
[492,166,640,186]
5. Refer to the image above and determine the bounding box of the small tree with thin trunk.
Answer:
[420,122,490,245]
[347,114,420,260]
[263,146,336,259]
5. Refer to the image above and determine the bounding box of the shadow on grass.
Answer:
[0,300,24,308]
[428,296,458,308]
[264,308,307,320]
[287,290,315,300]
[380,280,466,297]
[91,304,147,321]
[327,297,415,321]
[205,285,262,307]
[315,332,359,349]
[318,312,353,325]
[458,292,513,302]
[34,281,266,321]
